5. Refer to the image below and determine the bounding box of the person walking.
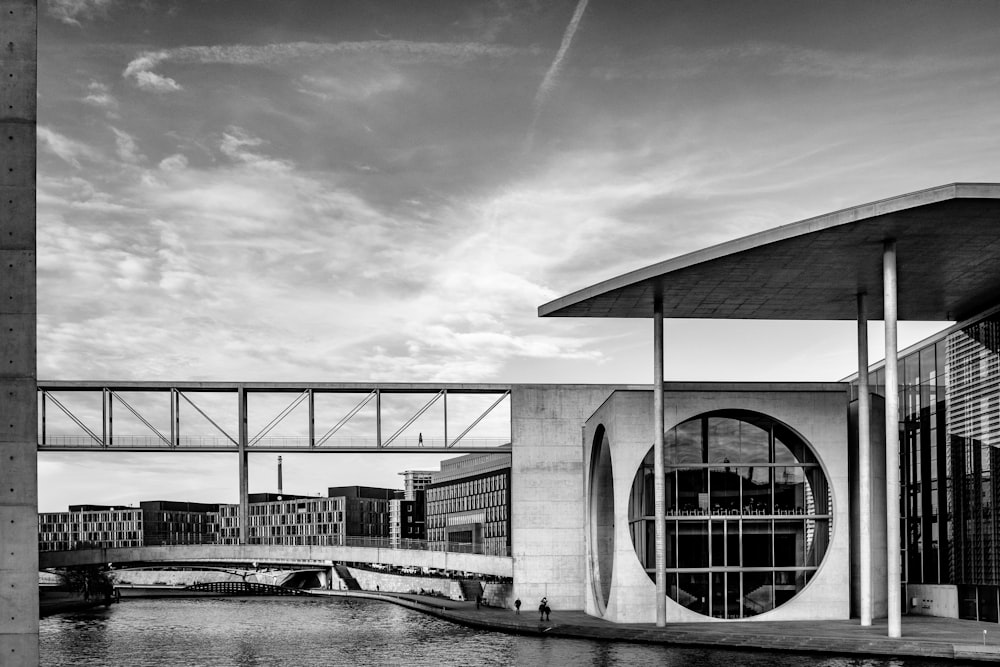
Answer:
[539,596,548,621]
[514,598,521,615]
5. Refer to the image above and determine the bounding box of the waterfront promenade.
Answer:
[317,590,1000,662]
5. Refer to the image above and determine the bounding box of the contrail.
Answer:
[526,0,590,150]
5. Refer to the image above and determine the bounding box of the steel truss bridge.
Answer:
[37,381,512,453]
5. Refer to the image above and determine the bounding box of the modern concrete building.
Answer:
[38,501,219,551]
[426,448,511,556]
[329,486,395,539]
[137,501,220,546]
[217,493,340,546]
[399,470,435,500]
[389,490,426,547]
[844,306,1000,622]
[38,505,144,552]
[216,486,395,546]
[527,183,1000,634]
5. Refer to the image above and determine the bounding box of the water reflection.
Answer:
[40,598,950,667]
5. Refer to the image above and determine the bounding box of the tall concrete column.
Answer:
[857,292,872,626]
[0,1,38,663]
[883,240,901,638]
[238,385,249,545]
[653,296,666,626]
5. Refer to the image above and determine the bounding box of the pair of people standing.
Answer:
[538,596,550,621]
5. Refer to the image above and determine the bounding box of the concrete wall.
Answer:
[906,583,959,619]
[510,384,628,612]
[343,566,512,607]
[582,384,851,623]
[0,2,37,664]
[109,569,301,586]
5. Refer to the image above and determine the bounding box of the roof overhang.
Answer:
[538,183,1000,321]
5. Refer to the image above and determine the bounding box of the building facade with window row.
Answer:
[425,449,511,556]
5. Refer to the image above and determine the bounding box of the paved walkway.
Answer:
[314,591,1000,662]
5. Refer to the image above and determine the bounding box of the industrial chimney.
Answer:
[278,455,283,495]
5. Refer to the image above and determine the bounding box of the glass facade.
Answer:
[628,410,830,618]
[853,311,1000,621]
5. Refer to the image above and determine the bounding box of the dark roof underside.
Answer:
[538,183,1000,321]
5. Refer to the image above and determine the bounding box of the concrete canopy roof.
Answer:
[538,183,1000,322]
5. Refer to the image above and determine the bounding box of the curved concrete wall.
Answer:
[39,544,513,578]
[583,385,850,624]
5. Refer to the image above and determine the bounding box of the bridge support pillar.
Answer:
[0,1,38,663]
[238,385,249,545]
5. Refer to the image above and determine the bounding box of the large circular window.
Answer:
[628,410,831,619]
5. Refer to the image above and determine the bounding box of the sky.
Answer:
[34,0,1000,511]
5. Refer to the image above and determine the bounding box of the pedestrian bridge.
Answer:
[38,544,513,578]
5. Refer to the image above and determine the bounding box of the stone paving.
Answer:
[321,591,1000,663]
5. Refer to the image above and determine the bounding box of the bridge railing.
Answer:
[42,536,510,558]
[39,434,510,451]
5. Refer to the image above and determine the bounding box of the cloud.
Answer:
[298,71,409,101]
[158,154,189,171]
[587,40,1000,83]
[37,126,99,168]
[111,127,144,164]
[82,81,119,113]
[122,51,182,92]
[45,0,116,26]
[123,40,541,92]
[219,127,292,171]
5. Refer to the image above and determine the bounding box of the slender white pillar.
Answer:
[857,292,872,626]
[883,241,902,637]
[238,385,249,545]
[653,297,666,626]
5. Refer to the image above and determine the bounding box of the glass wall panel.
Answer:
[711,521,725,568]
[742,572,773,617]
[645,519,656,571]
[677,522,709,568]
[774,520,805,567]
[774,570,800,607]
[677,468,708,515]
[920,345,936,385]
[663,470,675,514]
[708,417,741,463]
[738,420,767,461]
[774,467,806,514]
[740,466,770,514]
[776,428,817,465]
[711,572,726,618]
[727,520,741,567]
[979,586,999,623]
[677,573,708,614]
[726,573,742,619]
[805,467,829,515]
[664,520,676,569]
[806,519,829,567]
[742,520,772,567]
[668,419,703,464]
[709,468,741,514]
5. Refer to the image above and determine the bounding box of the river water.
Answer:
[40,597,952,667]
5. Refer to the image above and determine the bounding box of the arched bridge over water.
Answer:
[38,544,513,579]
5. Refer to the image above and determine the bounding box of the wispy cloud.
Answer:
[111,127,144,164]
[37,126,100,168]
[123,40,541,92]
[81,80,119,114]
[588,40,1000,83]
[45,0,116,26]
